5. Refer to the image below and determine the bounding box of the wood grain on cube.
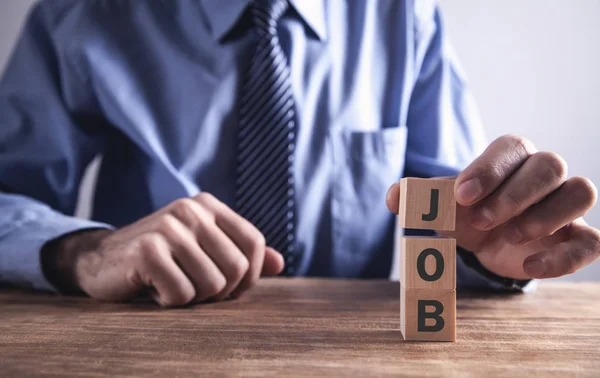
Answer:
[400,236,456,290]
[398,178,456,231]
[400,285,456,342]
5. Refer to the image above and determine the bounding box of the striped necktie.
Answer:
[236,0,298,275]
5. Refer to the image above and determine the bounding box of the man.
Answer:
[0,0,598,306]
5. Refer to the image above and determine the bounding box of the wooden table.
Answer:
[0,279,599,377]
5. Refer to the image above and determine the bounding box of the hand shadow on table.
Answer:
[0,282,223,311]
[0,281,526,313]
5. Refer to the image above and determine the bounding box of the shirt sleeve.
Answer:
[404,3,533,292]
[0,3,111,292]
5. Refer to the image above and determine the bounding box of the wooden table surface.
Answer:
[1,279,599,377]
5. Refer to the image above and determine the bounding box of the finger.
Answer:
[201,224,249,301]
[135,236,196,307]
[386,182,400,214]
[539,223,573,248]
[261,247,285,276]
[159,215,227,301]
[231,247,284,298]
[523,221,600,279]
[386,178,457,215]
[194,192,267,294]
[167,196,250,300]
[470,151,567,230]
[504,177,597,244]
[455,135,536,206]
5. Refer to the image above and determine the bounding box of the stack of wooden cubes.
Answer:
[398,178,457,342]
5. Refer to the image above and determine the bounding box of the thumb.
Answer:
[386,176,458,215]
[385,182,401,214]
[261,247,285,276]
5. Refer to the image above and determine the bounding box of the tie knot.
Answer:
[251,0,289,34]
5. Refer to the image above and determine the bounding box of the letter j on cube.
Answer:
[398,178,456,231]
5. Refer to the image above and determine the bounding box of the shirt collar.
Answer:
[200,0,327,42]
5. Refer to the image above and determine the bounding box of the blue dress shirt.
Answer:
[0,0,503,292]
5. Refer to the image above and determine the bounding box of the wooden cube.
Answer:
[400,236,456,290]
[400,285,456,342]
[398,178,456,231]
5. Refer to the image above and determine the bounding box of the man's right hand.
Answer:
[44,193,285,307]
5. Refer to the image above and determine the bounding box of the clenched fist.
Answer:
[43,193,284,306]
[386,135,600,280]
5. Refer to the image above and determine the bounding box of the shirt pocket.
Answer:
[330,125,408,276]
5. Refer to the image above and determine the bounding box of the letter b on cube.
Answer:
[400,288,456,341]
[399,236,457,341]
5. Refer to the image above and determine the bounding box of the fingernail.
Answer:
[504,224,524,244]
[456,178,483,204]
[470,207,494,230]
[524,258,547,278]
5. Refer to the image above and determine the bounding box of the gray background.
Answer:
[1,0,599,281]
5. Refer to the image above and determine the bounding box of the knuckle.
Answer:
[137,234,163,260]
[502,189,524,212]
[530,225,559,242]
[169,198,198,219]
[503,134,536,155]
[250,232,266,254]
[569,177,598,209]
[204,276,227,298]
[164,288,195,307]
[476,163,505,190]
[519,219,575,244]
[534,152,568,182]
[583,228,600,256]
[518,220,545,241]
[171,197,196,210]
[230,256,250,281]
[562,250,581,275]
[195,192,216,205]
[157,214,180,234]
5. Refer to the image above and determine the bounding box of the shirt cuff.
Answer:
[456,246,537,293]
[0,206,112,292]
